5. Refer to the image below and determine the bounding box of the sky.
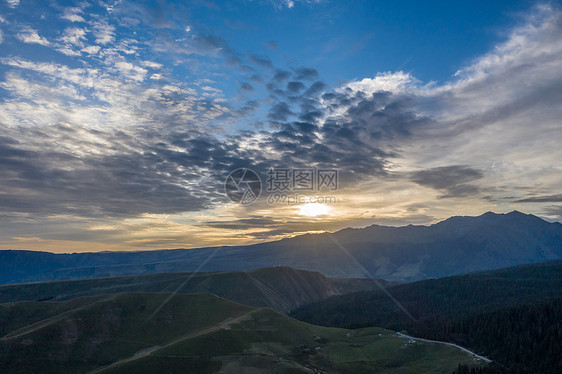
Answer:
[0,0,561,253]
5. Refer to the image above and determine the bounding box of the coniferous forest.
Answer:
[291,262,562,373]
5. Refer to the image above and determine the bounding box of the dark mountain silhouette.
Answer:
[1,211,561,284]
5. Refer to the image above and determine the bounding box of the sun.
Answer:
[298,203,332,217]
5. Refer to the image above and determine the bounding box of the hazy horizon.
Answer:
[0,209,557,254]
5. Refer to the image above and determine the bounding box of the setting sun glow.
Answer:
[298,203,332,217]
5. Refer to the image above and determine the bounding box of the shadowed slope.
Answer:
[0,293,484,374]
[0,267,384,313]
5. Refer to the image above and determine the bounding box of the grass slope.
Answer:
[0,292,483,374]
[0,267,381,313]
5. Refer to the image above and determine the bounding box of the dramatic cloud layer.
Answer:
[0,1,560,251]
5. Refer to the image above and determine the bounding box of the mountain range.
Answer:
[1,211,561,284]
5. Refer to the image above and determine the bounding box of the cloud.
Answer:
[63,14,87,23]
[0,72,86,103]
[345,71,419,96]
[0,57,97,89]
[248,53,273,69]
[55,27,90,55]
[0,29,3,44]
[294,67,318,81]
[6,0,19,8]
[0,22,240,225]
[0,132,215,219]
[93,21,116,45]
[273,69,291,82]
[204,217,279,230]
[81,45,101,55]
[268,102,294,121]
[142,60,162,69]
[270,0,325,9]
[287,81,305,93]
[240,82,254,92]
[114,60,148,82]
[410,166,484,198]
[59,27,88,46]
[339,5,562,203]
[1,1,562,251]
[542,205,562,220]
[16,27,50,46]
[61,7,86,23]
[515,194,562,203]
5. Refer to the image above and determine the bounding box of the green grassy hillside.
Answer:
[0,292,484,373]
[0,267,381,313]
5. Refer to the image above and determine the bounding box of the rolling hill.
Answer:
[0,292,486,374]
[0,267,383,313]
[1,211,561,284]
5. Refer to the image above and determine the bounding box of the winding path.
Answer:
[395,332,492,363]
[85,309,259,374]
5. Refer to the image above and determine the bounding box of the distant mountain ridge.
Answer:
[1,211,561,284]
